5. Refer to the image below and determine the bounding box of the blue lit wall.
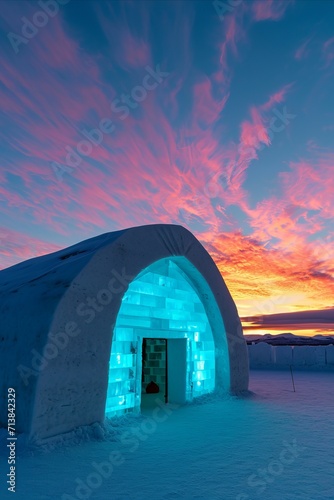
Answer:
[105,258,216,417]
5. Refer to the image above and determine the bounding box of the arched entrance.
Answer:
[105,257,229,417]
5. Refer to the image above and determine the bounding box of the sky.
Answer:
[0,0,334,336]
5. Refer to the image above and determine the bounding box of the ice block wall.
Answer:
[105,258,216,417]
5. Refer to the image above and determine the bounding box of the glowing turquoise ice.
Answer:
[105,258,216,417]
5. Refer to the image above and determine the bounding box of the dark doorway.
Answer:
[141,337,188,408]
[142,338,167,404]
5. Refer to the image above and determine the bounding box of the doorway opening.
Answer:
[141,338,167,410]
[141,337,190,409]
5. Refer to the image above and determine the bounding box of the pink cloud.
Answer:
[231,84,294,208]
[294,37,312,61]
[93,1,152,71]
[119,32,151,68]
[0,227,62,270]
[322,36,334,68]
[259,84,294,111]
[251,0,293,21]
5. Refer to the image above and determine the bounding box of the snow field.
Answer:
[0,370,333,499]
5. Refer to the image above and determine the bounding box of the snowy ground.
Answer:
[1,370,334,500]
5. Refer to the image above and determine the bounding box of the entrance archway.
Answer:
[105,257,229,417]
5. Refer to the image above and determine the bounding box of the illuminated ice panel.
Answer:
[105,258,216,417]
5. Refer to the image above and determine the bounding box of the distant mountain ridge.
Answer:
[244,333,334,346]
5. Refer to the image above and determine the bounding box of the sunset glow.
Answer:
[1,0,334,337]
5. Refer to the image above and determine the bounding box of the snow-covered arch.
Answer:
[0,224,248,441]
